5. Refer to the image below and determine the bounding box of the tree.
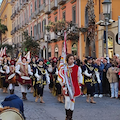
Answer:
[86,0,96,58]
[0,19,8,45]
[22,31,39,56]
[46,20,79,41]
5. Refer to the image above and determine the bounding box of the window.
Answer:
[39,0,41,7]
[55,16,57,22]
[31,26,32,36]
[31,3,32,16]
[63,11,66,21]
[42,19,46,32]
[38,23,40,34]
[72,6,76,23]
[35,0,37,11]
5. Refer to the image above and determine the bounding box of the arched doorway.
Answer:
[48,46,51,58]
[72,43,77,55]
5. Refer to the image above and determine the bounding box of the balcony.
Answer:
[50,32,57,41]
[40,4,45,13]
[58,0,66,5]
[51,0,58,10]
[22,0,29,7]
[45,4,51,14]
[31,12,36,19]
[35,9,39,16]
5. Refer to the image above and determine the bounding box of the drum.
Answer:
[17,76,32,85]
[0,109,24,120]
[8,73,16,84]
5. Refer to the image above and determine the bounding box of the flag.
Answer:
[25,51,31,63]
[16,55,22,65]
[2,47,6,56]
[58,31,74,102]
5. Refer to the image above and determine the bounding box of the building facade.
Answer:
[97,0,120,58]
[0,0,12,45]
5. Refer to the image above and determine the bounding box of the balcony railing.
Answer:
[51,0,58,10]
[58,0,66,5]
[45,4,51,14]
[40,4,45,13]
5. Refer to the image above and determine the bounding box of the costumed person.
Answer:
[58,54,83,120]
[53,57,64,103]
[0,57,3,89]
[8,60,16,94]
[35,59,50,103]
[30,57,37,94]
[35,55,39,64]
[83,56,99,104]
[0,56,10,93]
[15,57,33,100]
[47,60,54,93]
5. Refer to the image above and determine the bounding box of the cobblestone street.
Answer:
[0,86,120,120]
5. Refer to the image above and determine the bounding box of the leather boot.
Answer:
[35,95,39,102]
[90,97,96,104]
[60,95,64,103]
[24,93,27,100]
[65,109,69,120]
[86,95,90,103]
[10,89,14,94]
[22,92,25,99]
[69,110,73,120]
[57,95,61,102]
[40,97,45,103]
[3,87,6,93]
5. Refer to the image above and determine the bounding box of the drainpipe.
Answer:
[78,0,82,59]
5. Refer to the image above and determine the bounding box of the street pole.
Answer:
[46,35,48,60]
[105,17,109,62]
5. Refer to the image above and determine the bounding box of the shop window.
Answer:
[104,35,113,58]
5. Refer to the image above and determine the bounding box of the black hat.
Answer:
[38,59,43,62]
[86,56,93,61]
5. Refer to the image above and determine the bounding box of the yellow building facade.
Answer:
[0,0,12,45]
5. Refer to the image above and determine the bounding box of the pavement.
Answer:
[0,86,120,120]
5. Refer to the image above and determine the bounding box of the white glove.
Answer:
[47,80,50,84]
[63,87,67,94]
[97,79,101,83]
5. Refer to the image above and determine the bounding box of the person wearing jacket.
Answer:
[107,63,119,98]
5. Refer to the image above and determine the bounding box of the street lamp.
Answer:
[102,0,111,59]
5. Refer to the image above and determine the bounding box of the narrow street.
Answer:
[0,86,120,120]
